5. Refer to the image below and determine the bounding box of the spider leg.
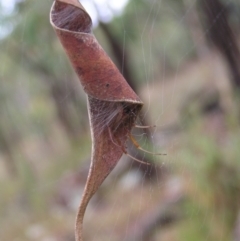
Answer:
[134,125,156,129]
[107,127,150,165]
[108,127,121,147]
[129,134,167,156]
[123,151,151,165]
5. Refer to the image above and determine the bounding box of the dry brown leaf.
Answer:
[50,1,143,240]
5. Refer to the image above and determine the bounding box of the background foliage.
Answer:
[1,0,240,240]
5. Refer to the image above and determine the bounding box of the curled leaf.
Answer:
[50,0,143,240]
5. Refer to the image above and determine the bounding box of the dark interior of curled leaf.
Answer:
[89,96,142,140]
[51,1,92,33]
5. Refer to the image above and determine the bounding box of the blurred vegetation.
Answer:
[0,0,240,240]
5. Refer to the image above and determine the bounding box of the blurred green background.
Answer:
[1,0,240,240]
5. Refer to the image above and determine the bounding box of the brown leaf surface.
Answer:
[50,1,143,240]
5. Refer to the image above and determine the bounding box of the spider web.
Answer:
[0,0,239,240]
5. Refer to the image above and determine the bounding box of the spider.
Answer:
[105,101,166,165]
